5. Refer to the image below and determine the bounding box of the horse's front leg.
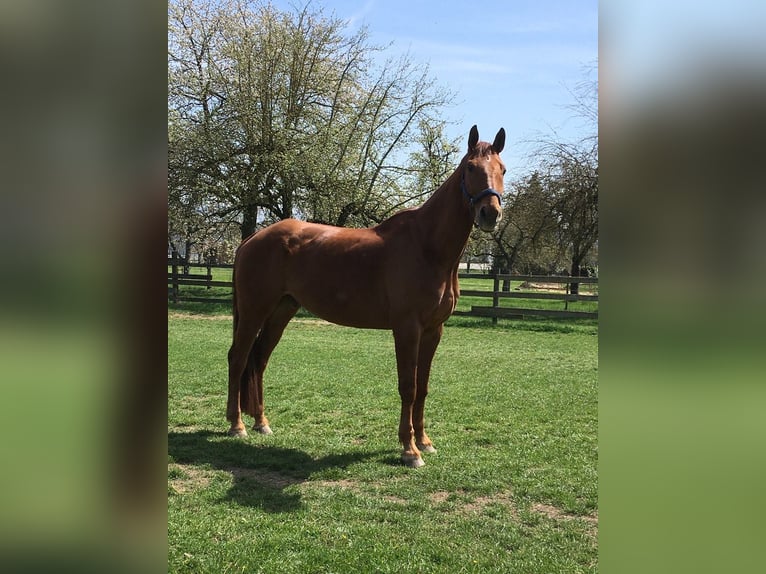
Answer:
[413,324,443,454]
[393,323,423,468]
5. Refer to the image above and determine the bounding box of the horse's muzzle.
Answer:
[476,204,502,232]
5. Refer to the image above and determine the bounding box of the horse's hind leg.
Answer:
[227,317,261,437]
[247,295,300,434]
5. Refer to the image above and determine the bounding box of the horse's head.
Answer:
[462,125,506,232]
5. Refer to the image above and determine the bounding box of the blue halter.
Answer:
[461,170,502,208]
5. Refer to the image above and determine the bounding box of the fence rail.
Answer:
[168,259,598,321]
[453,272,597,321]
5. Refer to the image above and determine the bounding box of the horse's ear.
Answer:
[492,128,505,154]
[468,125,479,151]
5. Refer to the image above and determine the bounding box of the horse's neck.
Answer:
[417,168,474,270]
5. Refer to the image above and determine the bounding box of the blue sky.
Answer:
[273,0,597,175]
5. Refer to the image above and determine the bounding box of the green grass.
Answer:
[168,312,598,573]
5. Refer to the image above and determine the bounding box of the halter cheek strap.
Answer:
[461,171,502,208]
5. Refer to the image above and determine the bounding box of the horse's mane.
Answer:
[373,206,417,235]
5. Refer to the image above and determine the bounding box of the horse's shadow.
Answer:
[168,430,384,513]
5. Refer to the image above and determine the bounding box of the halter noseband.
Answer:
[461,170,502,208]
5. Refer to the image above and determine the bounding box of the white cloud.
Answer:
[344,0,376,28]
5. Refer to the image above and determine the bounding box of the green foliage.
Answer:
[168,0,453,255]
[169,313,597,573]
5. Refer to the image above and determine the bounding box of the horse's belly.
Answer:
[285,236,391,328]
[288,269,391,329]
[298,291,391,329]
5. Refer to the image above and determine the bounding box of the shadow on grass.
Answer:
[168,305,597,336]
[168,430,383,513]
[446,314,598,334]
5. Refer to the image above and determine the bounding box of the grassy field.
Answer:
[168,311,598,573]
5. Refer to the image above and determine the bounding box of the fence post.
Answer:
[492,273,500,326]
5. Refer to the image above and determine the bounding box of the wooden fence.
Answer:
[454,273,598,321]
[168,259,233,304]
[168,259,598,321]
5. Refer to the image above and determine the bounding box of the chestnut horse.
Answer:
[226,125,506,468]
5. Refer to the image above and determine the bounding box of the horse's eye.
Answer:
[502,168,507,175]
[467,165,474,172]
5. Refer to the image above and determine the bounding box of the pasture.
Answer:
[168,312,598,573]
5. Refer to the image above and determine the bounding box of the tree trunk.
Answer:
[501,246,521,292]
[183,239,192,275]
[569,257,581,295]
[494,261,511,292]
[241,205,258,242]
[501,269,511,292]
[335,202,357,227]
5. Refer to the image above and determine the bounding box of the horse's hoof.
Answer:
[417,443,437,454]
[402,454,425,468]
[253,424,273,435]
[227,428,248,438]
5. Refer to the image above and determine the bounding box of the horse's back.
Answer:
[235,219,397,328]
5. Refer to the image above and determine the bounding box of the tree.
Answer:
[462,171,561,281]
[516,64,598,290]
[481,172,560,289]
[390,119,461,216]
[168,0,452,246]
[551,63,599,290]
[486,144,597,289]
[543,138,598,292]
[168,0,243,254]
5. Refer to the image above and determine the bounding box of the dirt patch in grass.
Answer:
[531,502,598,538]
[426,491,598,534]
[516,282,566,292]
[168,464,216,494]
[428,489,518,517]
[531,503,598,524]
[168,312,231,321]
[305,479,358,489]
[169,311,335,327]
[516,282,597,293]
[462,491,517,517]
[429,490,451,504]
